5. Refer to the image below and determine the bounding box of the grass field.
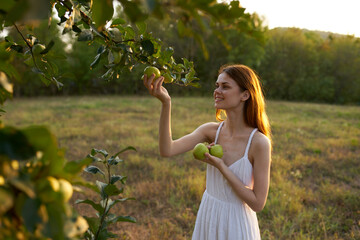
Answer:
[3,96,360,239]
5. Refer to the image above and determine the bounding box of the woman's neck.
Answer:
[223,109,249,137]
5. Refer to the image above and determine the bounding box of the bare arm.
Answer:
[204,133,271,212]
[143,74,212,157]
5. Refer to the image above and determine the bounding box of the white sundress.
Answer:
[192,121,261,240]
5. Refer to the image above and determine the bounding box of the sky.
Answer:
[237,0,360,37]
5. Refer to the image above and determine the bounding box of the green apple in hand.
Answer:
[210,144,223,158]
[144,66,161,79]
[193,143,209,160]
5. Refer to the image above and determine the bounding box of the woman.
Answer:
[143,64,271,240]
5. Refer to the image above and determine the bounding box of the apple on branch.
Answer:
[143,66,161,80]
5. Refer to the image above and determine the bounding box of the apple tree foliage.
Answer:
[0,125,92,239]
[0,0,249,106]
[0,124,138,239]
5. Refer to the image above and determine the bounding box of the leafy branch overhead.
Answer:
[0,0,250,95]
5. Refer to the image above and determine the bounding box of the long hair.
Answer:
[216,64,272,142]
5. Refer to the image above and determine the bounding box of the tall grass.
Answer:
[3,96,359,239]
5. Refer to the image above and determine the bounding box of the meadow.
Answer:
[3,96,359,240]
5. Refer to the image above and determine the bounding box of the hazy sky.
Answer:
[238,0,360,37]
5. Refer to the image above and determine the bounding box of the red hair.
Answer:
[216,64,271,142]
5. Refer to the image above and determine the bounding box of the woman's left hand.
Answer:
[202,152,224,169]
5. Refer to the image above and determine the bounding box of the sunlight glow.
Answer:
[237,0,360,37]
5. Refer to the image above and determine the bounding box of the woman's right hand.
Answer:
[143,73,171,104]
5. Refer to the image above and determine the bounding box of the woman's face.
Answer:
[214,72,245,110]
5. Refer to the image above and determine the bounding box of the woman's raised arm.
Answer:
[143,74,214,157]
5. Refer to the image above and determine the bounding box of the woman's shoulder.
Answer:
[252,130,271,150]
[196,122,221,141]
[249,130,271,164]
[197,121,222,132]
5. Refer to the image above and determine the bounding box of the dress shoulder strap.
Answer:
[244,128,258,158]
[214,121,224,144]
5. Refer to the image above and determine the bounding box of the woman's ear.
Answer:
[241,90,250,101]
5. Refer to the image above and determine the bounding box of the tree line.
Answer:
[6,13,360,104]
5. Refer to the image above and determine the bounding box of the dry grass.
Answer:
[3,96,360,239]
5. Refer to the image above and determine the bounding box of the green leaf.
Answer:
[104,184,123,196]
[38,72,52,86]
[91,148,109,157]
[0,87,12,105]
[72,24,82,33]
[78,29,93,41]
[44,202,66,239]
[229,1,245,18]
[185,68,195,80]
[21,125,57,152]
[107,215,136,224]
[91,0,114,30]
[116,43,133,53]
[84,216,100,235]
[110,175,127,184]
[0,126,36,160]
[189,81,201,88]
[124,26,135,40]
[87,154,103,162]
[106,197,136,212]
[76,199,104,214]
[96,180,108,199]
[141,39,154,56]
[107,156,123,165]
[51,76,64,90]
[112,146,136,158]
[0,61,20,81]
[85,166,105,176]
[101,68,114,79]
[107,50,114,64]
[97,45,106,54]
[161,47,174,63]
[10,44,23,53]
[55,2,67,18]
[21,197,42,232]
[40,40,55,55]
[98,229,118,239]
[90,54,101,69]
[111,18,126,26]
[183,57,191,69]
